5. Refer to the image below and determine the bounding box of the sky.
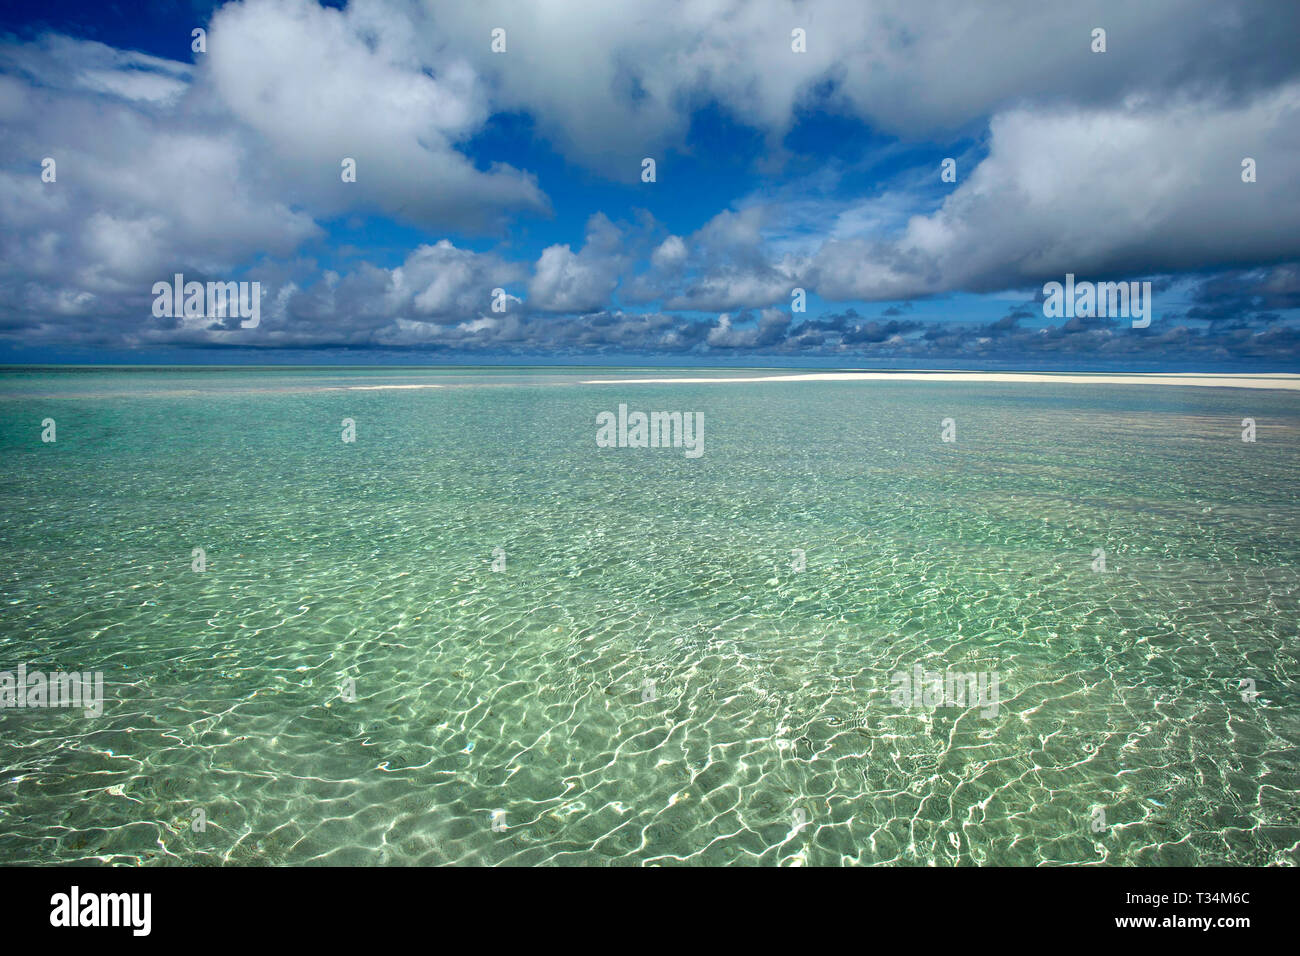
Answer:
[1,0,1298,368]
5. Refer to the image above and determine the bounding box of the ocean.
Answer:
[0,366,1297,865]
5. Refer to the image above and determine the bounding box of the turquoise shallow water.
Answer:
[0,367,1297,866]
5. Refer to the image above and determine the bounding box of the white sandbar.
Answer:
[579,372,1300,390]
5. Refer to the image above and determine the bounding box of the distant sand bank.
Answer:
[580,372,1300,390]
[328,384,446,390]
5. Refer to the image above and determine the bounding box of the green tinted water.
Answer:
[0,368,1297,865]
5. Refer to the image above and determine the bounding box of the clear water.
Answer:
[0,367,1297,866]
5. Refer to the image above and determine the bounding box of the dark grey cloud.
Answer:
[1180,265,1300,324]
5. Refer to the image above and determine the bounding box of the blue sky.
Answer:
[1,0,1298,368]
